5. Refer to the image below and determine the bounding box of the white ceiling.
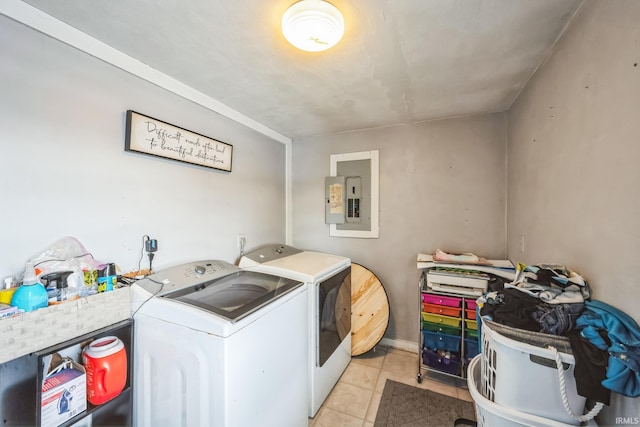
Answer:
[20,0,583,140]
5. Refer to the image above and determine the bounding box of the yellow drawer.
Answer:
[421,312,462,328]
[465,319,478,330]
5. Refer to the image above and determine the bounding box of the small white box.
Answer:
[426,270,488,296]
[41,361,87,427]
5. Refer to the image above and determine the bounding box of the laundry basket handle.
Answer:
[548,345,605,422]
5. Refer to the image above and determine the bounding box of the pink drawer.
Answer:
[422,294,462,308]
[466,300,478,310]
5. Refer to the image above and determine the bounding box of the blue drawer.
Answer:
[465,338,479,358]
[422,330,461,352]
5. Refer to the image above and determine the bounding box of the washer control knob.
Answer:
[194,265,206,275]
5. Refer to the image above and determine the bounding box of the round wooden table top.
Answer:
[351,263,390,356]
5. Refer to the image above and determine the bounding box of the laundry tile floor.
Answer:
[309,346,473,427]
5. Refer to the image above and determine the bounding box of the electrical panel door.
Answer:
[325,176,345,224]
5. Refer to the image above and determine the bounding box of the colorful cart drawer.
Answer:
[422,348,461,375]
[422,303,462,318]
[422,321,461,336]
[465,329,478,339]
[464,338,480,358]
[421,293,462,308]
[466,300,477,310]
[422,331,462,352]
[422,312,462,328]
[465,308,476,319]
[465,319,478,330]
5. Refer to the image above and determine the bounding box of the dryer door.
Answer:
[317,266,351,366]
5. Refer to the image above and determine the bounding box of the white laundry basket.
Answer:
[480,320,586,425]
[468,356,598,427]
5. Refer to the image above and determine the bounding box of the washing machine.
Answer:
[239,245,351,417]
[130,260,308,427]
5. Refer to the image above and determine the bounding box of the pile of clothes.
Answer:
[480,263,640,405]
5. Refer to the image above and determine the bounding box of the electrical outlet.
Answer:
[237,234,246,249]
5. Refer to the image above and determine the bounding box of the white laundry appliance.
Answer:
[239,245,351,417]
[130,260,308,427]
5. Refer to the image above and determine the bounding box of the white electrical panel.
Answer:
[345,176,362,223]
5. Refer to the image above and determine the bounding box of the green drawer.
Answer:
[422,321,461,336]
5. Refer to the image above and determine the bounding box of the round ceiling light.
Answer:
[282,0,344,52]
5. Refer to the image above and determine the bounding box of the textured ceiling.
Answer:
[21,0,583,139]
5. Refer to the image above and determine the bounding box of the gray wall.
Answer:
[0,16,287,278]
[292,114,507,344]
[507,0,640,324]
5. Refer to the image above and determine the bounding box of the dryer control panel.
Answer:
[239,244,302,265]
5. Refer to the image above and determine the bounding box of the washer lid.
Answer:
[243,251,350,283]
[161,270,303,322]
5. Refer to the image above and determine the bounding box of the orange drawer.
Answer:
[422,303,462,318]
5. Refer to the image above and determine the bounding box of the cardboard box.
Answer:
[41,360,87,427]
[0,305,18,318]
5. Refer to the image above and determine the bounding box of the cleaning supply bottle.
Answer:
[41,271,74,303]
[10,262,49,312]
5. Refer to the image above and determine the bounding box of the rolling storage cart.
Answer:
[417,271,480,383]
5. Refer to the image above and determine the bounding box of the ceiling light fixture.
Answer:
[282,0,344,52]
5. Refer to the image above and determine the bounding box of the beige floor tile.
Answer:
[385,347,417,356]
[457,387,473,402]
[418,376,459,398]
[374,369,418,393]
[365,391,382,423]
[351,345,389,369]
[339,361,381,390]
[312,407,363,427]
[323,381,374,419]
[381,349,419,377]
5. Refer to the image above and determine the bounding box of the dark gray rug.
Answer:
[374,380,476,427]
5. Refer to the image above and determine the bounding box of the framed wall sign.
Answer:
[125,110,233,172]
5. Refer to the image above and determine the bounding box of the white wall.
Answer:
[292,114,507,343]
[0,16,287,279]
[507,0,640,324]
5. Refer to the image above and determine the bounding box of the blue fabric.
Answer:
[576,300,640,397]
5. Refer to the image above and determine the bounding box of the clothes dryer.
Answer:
[239,245,351,417]
[130,260,308,427]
